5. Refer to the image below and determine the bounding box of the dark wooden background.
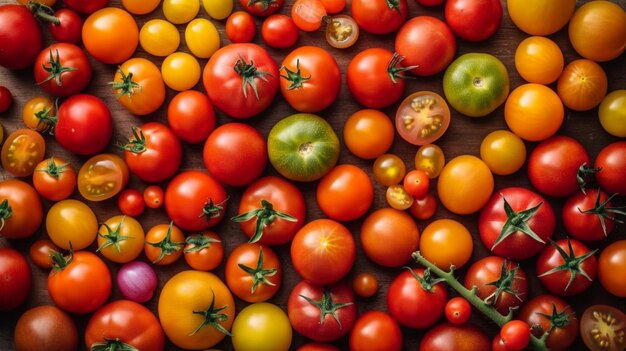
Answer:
[1,0,625,350]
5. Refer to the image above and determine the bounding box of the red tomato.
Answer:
[0,85,12,113]
[167,90,216,144]
[49,8,82,44]
[536,238,597,296]
[349,311,403,351]
[0,4,43,70]
[290,219,356,285]
[595,141,626,195]
[445,297,472,325]
[562,189,621,241]
[33,156,77,201]
[518,295,579,351]
[165,171,229,231]
[183,231,223,271]
[280,46,341,113]
[29,239,61,269]
[143,185,164,209]
[291,0,327,32]
[409,192,437,220]
[225,11,256,43]
[34,43,91,97]
[0,248,32,311]
[55,94,113,155]
[233,176,306,245]
[360,208,420,267]
[420,323,491,351]
[63,0,108,14]
[288,280,356,342]
[297,343,340,351]
[48,250,112,314]
[239,0,283,17]
[395,16,456,76]
[203,123,267,187]
[225,243,282,303]
[203,43,279,119]
[479,187,555,260]
[85,300,164,351]
[527,136,589,197]
[320,0,345,13]
[445,0,502,42]
[261,14,298,49]
[352,0,408,34]
[0,179,43,240]
[403,170,429,198]
[118,188,145,217]
[499,320,531,351]
[352,272,379,298]
[387,268,448,329]
[316,164,373,221]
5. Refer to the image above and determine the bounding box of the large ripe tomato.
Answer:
[49,8,83,44]
[352,0,407,34]
[48,250,112,314]
[33,157,77,201]
[225,243,282,303]
[598,240,626,297]
[233,175,306,245]
[562,189,621,241]
[420,323,491,351]
[0,4,43,70]
[360,208,419,267]
[56,94,113,155]
[445,0,502,41]
[595,141,626,194]
[580,305,626,351]
[280,46,341,113]
[437,155,494,215]
[387,268,448,329]
[82,7,138,64]
[122,122,182,183]
[316,164,373,222]
[34,43,91,97]
[97,215,145,264]
[158,270,235,350]
[231,302,292,351]
[167,90,216,144]
[1,129,45,177]
[203,123,267,187]
[395,16,456,76]
[77,153,129,202]
[568,1,626,62]
[165,171,229,231]
[463,256,529,316]
[504,83,564,141]
[46,199,98,250]
[349,311,403,351]
[0,179,42,240]
[0,248,31,311]
[290,219,355,285]
[13,305,78,351]
[85,300,164,351]
[514,36,564,85]
[479,187,555,260]
[112,57,166,116]
[517,295,579,351]
[507,0,575,36]
[63,0,108,14]
[527,136,589,198]
[536,238,597,296]
[557,59,608,111]
[239,0,284,16]
[203,43,279,118]
[420,219,473,270]
[288,280,356,342]
[343,109,394,159]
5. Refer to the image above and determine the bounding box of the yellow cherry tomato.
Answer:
[46,199,98,250]
[161,52,201,91]
[420,219,473,271]
[480,130,526,176]
[437,155,494,215]
[202,0,233,20]
[514,36,564,85]
[140,19,180,57]
[372,154,406,186]
[163,0,200,24]
[599,90,626,137]
[22,96,55,132]
[121,0,161,14]
[97,215,145,264]
[414,144,445,179]
[185,18,220,59]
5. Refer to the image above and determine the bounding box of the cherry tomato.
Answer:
[505,83,564,142]
[139,19,180,57]
[568,1,626,62]
[1,129,45,177]
[598,240,626,297]
[261,14,298,49]
[22,96,55,132]
[343,109,394,159]
[33,156,77,201]
[385,185,414,210]
[118,188,145,217]
[317,164,374,221]
[144,222,185,265]
[183,231,224,271]
[29,239,61,269]
[352,272,379,298]
[409,193,437,220]
[163,0,200,24]
[167,90,216,144]
[500,320,531,351]
[0,248,32,311]
[438,155,494,215]
[479,130,527,176]
[144,185,164,209]
[0,179,43,240]
[0,86,12,114]
[352,0,407,35]
[122,0,161,15]
[396,91,450,146]
[557,59,608,112]
[291,0,327,32]
[226,11,256,43]
[373,154,406,186]
[403,170,429,198]
[46,199,98,250]
[77,153,129,202]
[325,15,359,49]
[594,141,626,194]
[514,36,564,84]
[360,208,420,267]
[349,311,403,351]
[161,52,201,91]
[82,7,138,64]
[414,144,445,178]
[420,219,473,270]
[225,243,282,303]
[445,297,472,325]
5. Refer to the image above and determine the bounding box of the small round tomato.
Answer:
[82,7,139,64]
[97,215,145,264]
[232,303,292,351]
[78,153,129,202]
[557,59,608,111]
[22,96,55,132]
[239,0,284,17]
[185,18,220,59]
[372,154,406,186]
[144,185,164,209]
[163,0,200,24]
[580,305,626,351]
[29,239,61,269]
[445,297,471,325]
[437,155,494,215]
[568,1,626,62]
[396,91,450,145]
[261,14,298,49]
[353,272,379,298]
[183,231,223,271]
[518,295,579,351]
[1,129,45,177]
[226,11,256,43]
[49,8,83,44]
[505,83,564,141]
[403,170,429,198]
[343,109,394,159]
[13,305,78,351]
[0,86,11,114]
[167,90,216,144]
[599,90,626,137]
[33,156,77,201]
[46,199,98,250]
[480,130,527,176]
[507,0,575,36]
[225,243,282,303]
[598,240,626,297]
[122,0,161,14]
[409,193,437,220]
[139,19,180,57]
[0,179,43,240]
[414,144,445,179]
[161,52,201,91]
[317,164,373,221]
[445,0,502,42]
[349,311,403,351]
[56,94,113,155]
[291,0,327,32]
[144,222,185,265]
[514,36,564,84]
[420,219,473,270]
[202,0,233,19]
[360,208,420,267]
[536,238,597,296]
[594,141,626,194]
[500,320,531,351]
[325,15,358,49]
[352,0,407,35]
[385,184,414,210]
[0,248,32,311]
[118,188,145,217]
[112,57,166,116]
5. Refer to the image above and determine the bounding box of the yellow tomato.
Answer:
[163,0,200,24]
[437,155,493,215]
[372,154,406,186]
[121,0,161,14]
[185,18,220,59]
[557,59,607,112]
[140,19,180,57]
[480,130,526,176]
[161,52,201,91]
[507,0,575,35]
[231,303,292,351]
[414,144,445,178]
[514,36,563,84]
[386,185,414,210]
[568,0,626,62]
[599,90,626,137]
[46,199,98,250]
[22,96,55,132]
[202,0,233,19]
[97,215,145,264]
[504,83,564,142]
[420,219,473,271]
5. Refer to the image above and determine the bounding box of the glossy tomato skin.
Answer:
[13,305,79,351]
[349,311,403,351]
[504,83,564,141]
[1,129,45,177]
[33,157,77,202]
[46,199,98,250]
[231,302,292,351]
[595,141,626,195]
[0,179,43,240]
[123,122,182,183]
[536,239,597,296]
[183,231,223,271]
[56,94,113,155]
[49,8,82,44]
[225,243,282,303]
[598,240,626,297]
[34,43,92,97]
[396,91,451,146]
[420,219,473,270]
[77,153,129,202]
[29,239,61,269]
[599,90,626,137]
[291,219,355,285]
[291,0,327,32]
[0,248,31,311]
[0,4,43,70]
[239,0,283,16]
[85,300,164,351]
[343,109,394,159]
[64,0,108,14]
[97,215,145,264]
[261,14,299,49]
[203,123,267,187]
[514,36,564,85]
[117,189,145,217]
[479,187,555,260]
[387,268,448,329]
[82,7,138,64]
[167,90,216,144]
[165,171,228,231]
[297,343,340,351]
[445,0,502,42]
[568,1,626,62]
[507,0,575,36]
[352,0,407,34]
[419,323,491,351]
[562,189,616,241]
[288,280,356,342]
[360,208,419,267]
[0,85,12,113]
[518,294,579,351]
[527,136,589,197]
[557,59,607,112]
[395,16,456,76]
[203,43,279,118]
[113,57,166,116]
[225,11,256,43]
[316,164,373,221]
[437,155,494,215]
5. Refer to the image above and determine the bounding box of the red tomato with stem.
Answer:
[0,248,32,311]
[594,141,626,195]
[517,295,579,351]
[239,0,283,17]
[316,164,373,222]
[225,11,256,43]
[49,8,82,44]
[499,320,531,351]
[55,94,113,155]
[562,189,623,241]
[349,311,403,351]
[167,90,216,144]
[536,238,597,296]
[352,0,408,35]
[444,0,502,42]
[261,14,298,49]
[34,43,92,97]
[0,4,43,69]
[225,243,281,303]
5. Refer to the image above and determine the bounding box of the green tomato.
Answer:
[443,53,510,117]
[599,90,626,137]
[268,113,340,182]
[231,302,292,351]
[202,0,233,20]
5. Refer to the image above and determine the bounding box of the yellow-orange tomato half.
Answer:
[437,155,493,215]
[557,59,608,112]
[504,83,564,142]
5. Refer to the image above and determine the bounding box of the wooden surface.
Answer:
[1,0,625,350]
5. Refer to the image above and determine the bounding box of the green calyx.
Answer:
[386,0,401,10]
[537,239,597,292]
[119,127,147,154]
[37,157,70,179]
[110,67,142,98]
[234,55,273,100]
[97,216,134,253]
[536,303,577,331]
[280,59,311,90]
[238,247,277,294]
[38,49,77,87]
[246,0,276,10]
[33,100,58,135]
[485,260,525,307]
[183,233,221,253]
[387,53,417,84]
[144,222,184,264]
[406,266,445,292]
[190,290,231,337]
[231,199,297,244]
[200,198,228,224]
[492,195,546,250]
[50,243,74,272]
[576,163,601,194]
[0,199,13,232]
[28,2,60,25]
[579,190,626,237]
[300,288,353,329]
[90,338,139,351]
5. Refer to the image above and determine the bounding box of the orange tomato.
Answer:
[121,0,161,14]
[316,164,373,221]
[112,58,166,116]
[514,36,563,84]
[144,222,185,265]
[568,1,626,62]
[1,129,45,177]
[343,109,394,159]
[557,59,608,112]
[504,83,564,142]
[82,7,139,64]
[437,155,493,215]
[33,157,77,201]
[507,0,575,35]
[419,219,473,270]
